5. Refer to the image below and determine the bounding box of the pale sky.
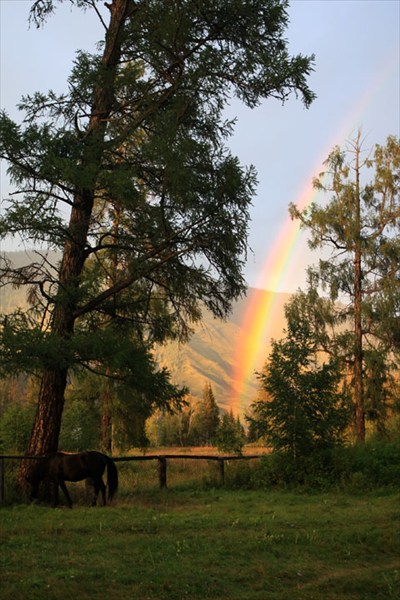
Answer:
[1,0,399,293]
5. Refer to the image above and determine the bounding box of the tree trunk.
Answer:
[353,134,365,443]
[26,370,68,456]
[101,386,113,453]
[354,248,365,442]
[20,0,132,487]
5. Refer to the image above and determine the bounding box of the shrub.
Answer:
[0,402,36,453]
[340,440,400,489]
[225,440,400,491]
[59,398,101,451]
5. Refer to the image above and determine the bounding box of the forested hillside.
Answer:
[156,289,291,413]
[1,251,290,414]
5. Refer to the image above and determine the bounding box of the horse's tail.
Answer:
[106,457,118,501]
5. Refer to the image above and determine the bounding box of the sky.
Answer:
[0,0,399,295]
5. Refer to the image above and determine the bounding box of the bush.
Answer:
[223,440,400,491]
[0,403,36,453]
[59,398,101,451]
[338,440,400,490]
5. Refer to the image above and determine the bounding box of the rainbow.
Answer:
[229,179,320,415]
[229,46,399,416]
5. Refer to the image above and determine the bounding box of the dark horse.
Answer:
[27,451,118,507]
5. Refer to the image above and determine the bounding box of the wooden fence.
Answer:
[0,453,265,504]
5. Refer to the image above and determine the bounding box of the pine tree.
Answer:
[215,410,245,454]
[290,133,400,441]
[249,296,349,465]
[0,1,315,477]
[191,383,220,445]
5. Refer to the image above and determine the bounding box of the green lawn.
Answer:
[1,489,399,599]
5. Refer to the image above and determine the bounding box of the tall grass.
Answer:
[1,440,399,506]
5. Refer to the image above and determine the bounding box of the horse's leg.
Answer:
[91,478,105,506]
[52,479,59,508]
[59,479,73,508]
[85,478,95,506]
[29,482,39,503]
[91,480,99,507]
[99,478,106,506]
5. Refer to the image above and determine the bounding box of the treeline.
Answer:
[1,126,399,488]
[1,368,400,492]
[146,383,246,452]
[0,378,246,455]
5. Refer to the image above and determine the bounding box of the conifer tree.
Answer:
[215,410,245,454]
[191,383,220,445]
[249,296,349,465]
[290,133,400,441]
[0,1,315,476]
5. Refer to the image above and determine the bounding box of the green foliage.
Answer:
[215,411,245,454]
[363,349,398,433]
[249,297,350,474]
[59,397,101,452]
[0,402,36,453]
[190,383,221,445]
[146,405,195,448]
[64,358,188,451]
[0,1,315,456]
[289,133,400,437]
[0,0,316,358]
[218,439,400,491]
[336,439,400,490]
[146,384,231,448]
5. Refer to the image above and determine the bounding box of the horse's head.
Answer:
[25,459,47,500]
[27,479,39,500]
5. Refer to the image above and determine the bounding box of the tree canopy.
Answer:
[290,132,400,440]
[249,294,349,464]
[0,0,315,461]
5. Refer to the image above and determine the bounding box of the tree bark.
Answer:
[354,246,365,442]
[101,386,113,453]
[20,0,132,485]
[353,134,366,443]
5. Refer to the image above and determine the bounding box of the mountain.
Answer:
[155,288,292,416]
[0,250,60,313]
[0,252,291,416]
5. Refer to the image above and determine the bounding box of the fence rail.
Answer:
[0,453,265,504]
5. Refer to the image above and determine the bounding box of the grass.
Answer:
[1,488,399,599]
[0,449,266,504]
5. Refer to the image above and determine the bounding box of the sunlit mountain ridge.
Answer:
[0,252,292,414]
[155,289,292,415]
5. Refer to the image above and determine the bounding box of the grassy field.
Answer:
[1,487,399,600]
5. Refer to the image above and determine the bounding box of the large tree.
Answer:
[0,0,315,475]
[290,133,400,441]
[249,294,349,465]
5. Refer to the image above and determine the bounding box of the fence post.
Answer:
[218,458,225,486]
[158,457,167,488]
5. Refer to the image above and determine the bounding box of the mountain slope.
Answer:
[155,288,291,415]
[1,252,291,415]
